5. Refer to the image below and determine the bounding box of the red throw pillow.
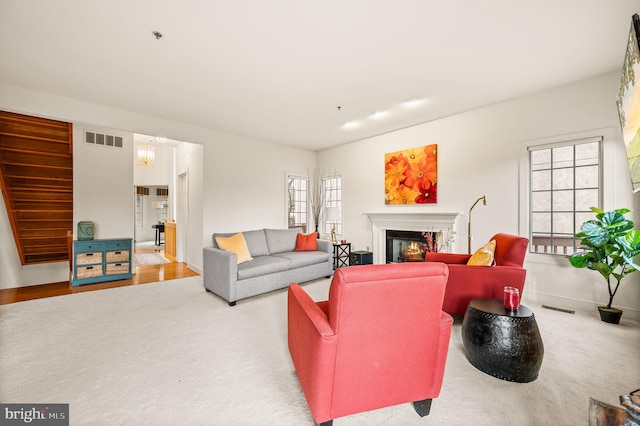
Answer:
[295,232,318,251]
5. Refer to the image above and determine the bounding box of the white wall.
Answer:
[0,83,316,287]
[0,193,25,288]
[175,142,204,273]
[133,139,174,187]
[317,71,640,321]
[200,131,317,245]
[74,123,134,241]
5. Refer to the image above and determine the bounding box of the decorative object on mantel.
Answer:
[325,207,339,244]
[467,195,487,254]
[568,207,640,324]
[384,144,437,204]
[421,229,455,254]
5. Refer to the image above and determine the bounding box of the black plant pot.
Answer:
[597,306,623,324]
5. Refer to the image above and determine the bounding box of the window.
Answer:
[528,137,602,255]
[287,175,308,233]
[135,194,144,227]
[323,175,342,235]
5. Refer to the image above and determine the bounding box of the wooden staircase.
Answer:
[0,111,73,265]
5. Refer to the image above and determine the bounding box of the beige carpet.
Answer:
[133,252,170,266]
[0,276,638,425]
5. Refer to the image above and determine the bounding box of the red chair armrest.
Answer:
[288,284,334,337]
[287,284,338,423]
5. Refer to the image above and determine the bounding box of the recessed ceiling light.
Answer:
[342,121,359,129]
[370,111,387,119]
[402,98,425,108]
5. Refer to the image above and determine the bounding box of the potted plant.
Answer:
[568,207,640,324]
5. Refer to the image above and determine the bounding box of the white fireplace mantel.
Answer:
[366,212,461,264]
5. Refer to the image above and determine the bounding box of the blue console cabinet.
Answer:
[72,238,133,286]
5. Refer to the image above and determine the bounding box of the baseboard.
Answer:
[530,292,640,322]
[188,263,203,275]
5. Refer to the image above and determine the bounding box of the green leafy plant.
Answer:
[569,207,640,309]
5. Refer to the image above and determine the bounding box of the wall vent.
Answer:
[85,131,123,148]
[541,305,575,314]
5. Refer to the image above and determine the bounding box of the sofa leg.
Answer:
[413,399,432,417]
[317,421,332,426]
[228,301,236,306]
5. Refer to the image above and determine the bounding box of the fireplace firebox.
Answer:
[386,230,439,263]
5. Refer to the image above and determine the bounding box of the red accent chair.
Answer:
[287,263,453,426]
[425,233,529,315]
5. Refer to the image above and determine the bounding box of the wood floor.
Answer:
[0,245,199,305]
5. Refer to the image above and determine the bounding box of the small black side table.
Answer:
[461,298,544,383]
[350,250,373,265]
[332,243,351,269]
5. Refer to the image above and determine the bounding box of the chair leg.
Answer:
[413,398,433,417]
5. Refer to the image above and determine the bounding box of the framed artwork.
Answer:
[384,144,437,204]
[617,14,640,193]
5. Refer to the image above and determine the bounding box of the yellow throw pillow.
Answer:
[215,233,253,264]
[467,239,496,266]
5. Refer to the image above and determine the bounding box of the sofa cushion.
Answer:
[237,256,291,280]
[215,233,253,264]
[213,229,269,257]
[271,251,331,269]
[265,228,300,254]
[295,232,318,251]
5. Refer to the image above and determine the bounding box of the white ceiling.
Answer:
[1,1,639,151]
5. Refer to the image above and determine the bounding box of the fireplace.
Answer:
[386,230,439,263]
[366,212,460,264]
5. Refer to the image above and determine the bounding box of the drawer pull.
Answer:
[86,253,93,256]
[115,251,121,254]
[86,266,93,270]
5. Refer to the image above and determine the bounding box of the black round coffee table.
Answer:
[461,298,544,383]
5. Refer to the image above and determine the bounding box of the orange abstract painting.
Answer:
[384,144,437,204]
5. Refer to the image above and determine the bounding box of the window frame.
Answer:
[135,194,144,227]
[322,175,343,236]
[286,173,309,233]
[519,127,616,265]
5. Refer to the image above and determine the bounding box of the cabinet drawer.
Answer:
[106,263,130,275]
[76,265,103,279]
[75,241,104,252]
[106,250,130,262]
[106,240,130,251]
[76,252,103,265]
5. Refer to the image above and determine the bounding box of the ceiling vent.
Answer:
[85,131,123,148]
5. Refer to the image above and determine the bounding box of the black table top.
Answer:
[152,223,165,230]
[469,298,533,318]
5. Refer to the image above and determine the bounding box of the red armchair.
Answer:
[287,263,453,425]
[425,233,529,315]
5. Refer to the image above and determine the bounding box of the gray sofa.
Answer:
[203,228,333,305]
